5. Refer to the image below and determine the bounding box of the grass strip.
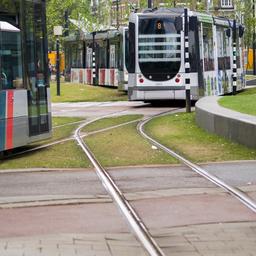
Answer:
[85,122,178,167]
[0,117,90,170]
[144,112,256,163]
[82,115,143,133]
[51,83,127,103]
[52,117,85,127]
[219,88,256,116]
[0,141,90,170]
[33,117,85,146]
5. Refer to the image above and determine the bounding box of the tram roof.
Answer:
[135,7,241,27]
[93,29,120,40]
[0,21,20,32]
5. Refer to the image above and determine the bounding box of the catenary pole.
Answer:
[148,0,152,8]
[184,8,191,113]
[92,32,96,86]
[253,0,256,75]
[232,19,237,95]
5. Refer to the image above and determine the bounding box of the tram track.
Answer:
[1,117,142,160]
[137,110,256,213]
[73,112,172,256]
[1,107,256,255]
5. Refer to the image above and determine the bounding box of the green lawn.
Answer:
[0,141,91,169]
[219,88,256,116]
[85,122,178,167]
[52,116,85,127]
[145,112,256,163]
[51,83,128,103]
[82,115,143,133]
[0,117,90,170]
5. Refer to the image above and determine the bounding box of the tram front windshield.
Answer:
[138,16,181,82]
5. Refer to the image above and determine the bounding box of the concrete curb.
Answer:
[195,96,256,148]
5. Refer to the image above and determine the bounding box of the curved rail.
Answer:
[2,116,141,160]
[74,117,166,256]
[138,110,256,213]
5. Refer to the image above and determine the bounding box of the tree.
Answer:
[46,0,93,49]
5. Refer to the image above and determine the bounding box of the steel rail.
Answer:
[74,118,166,256]
[53,119,86,129]
[2,118,142,160]
[138,110,256,213]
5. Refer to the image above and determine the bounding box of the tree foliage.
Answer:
[46,0,256,49]
[46,0,93,48]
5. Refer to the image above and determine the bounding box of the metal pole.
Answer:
[116,0,119,28]
[253,0,256,75]
[232,19,237,95]
[56,36,60,96]
[148,0,152,8]
[92,32,96,86]
[206,0,211,12]
[184,8,191,113]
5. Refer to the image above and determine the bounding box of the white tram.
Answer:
[128,8,245,101]
[65,27,129,91]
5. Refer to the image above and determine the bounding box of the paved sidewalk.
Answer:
[1,222,256,256]
[154,221,256,256]
[0,233,146,256]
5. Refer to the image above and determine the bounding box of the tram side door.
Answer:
[197,22,205,96]
[24,1,50,136]
[198,21,216,96]
[86,46,93,84]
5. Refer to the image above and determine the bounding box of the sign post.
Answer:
[53,26,63,96]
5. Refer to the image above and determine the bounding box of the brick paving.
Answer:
[153,221,256,256]
[0,233,146,256]
[1,222,256,256]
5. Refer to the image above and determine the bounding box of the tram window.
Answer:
[188,31,197,72]
[217,26,231,71]
[125,30,129,71]
[128,22,135,73]
[24,1,48,89]
[119,36,123,71]
[96,41,107,68]
[110,45,115,68]
[0,22,23,90]
[202,24,214,71]
[72,42,83,68]
[76,42,84,68]
[236,32,241,69]
[86,47,93,68]
[109,42,119,69]
[138,17,181,81]
[64,42,72,73]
